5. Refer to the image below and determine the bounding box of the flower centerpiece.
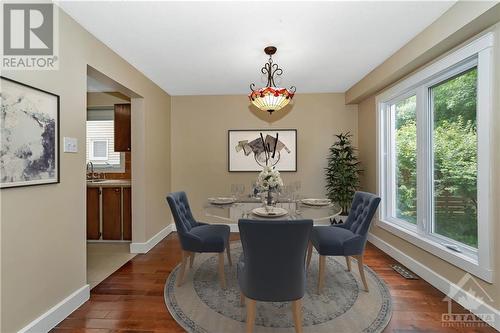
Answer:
[256,166,284,206]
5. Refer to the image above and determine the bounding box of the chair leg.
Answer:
[306,242,313,269]
[177,250,188,287]
[317,255,326,294]
[226,244,233,267]
[189,252,195,269]
[355,255,369,292]
[240,291,245,306]
[345,256,351,272]
[245,298,256,333]
[218,252,226,289]
[291,299,303,333]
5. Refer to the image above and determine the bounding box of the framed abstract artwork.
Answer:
[0,77,60,188]
[228,129,297,172]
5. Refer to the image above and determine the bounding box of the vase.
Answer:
[264,188,279,206]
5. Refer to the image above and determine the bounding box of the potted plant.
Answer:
[325,132,362,223]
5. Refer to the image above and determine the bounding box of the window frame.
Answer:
[86,114,126,173]
[376,32,494,282]
[383,91,418,232]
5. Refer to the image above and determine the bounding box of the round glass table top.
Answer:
[204,197,342,225]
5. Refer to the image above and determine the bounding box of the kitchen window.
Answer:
[86,108,124,172]
[376,32,494,282]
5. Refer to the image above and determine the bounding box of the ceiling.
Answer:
[60,1,455,96]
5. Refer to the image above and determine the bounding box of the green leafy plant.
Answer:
[325,132,362,215]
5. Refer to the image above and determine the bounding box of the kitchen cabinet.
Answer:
[123,187,132,241]
[87,181,131,241]
[87,188,100,240]
[102,187,122,240]
[114,103,131,152]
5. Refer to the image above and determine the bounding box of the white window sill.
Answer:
[376,218,493,283]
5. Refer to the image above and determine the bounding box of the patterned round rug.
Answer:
[164,242,392,333]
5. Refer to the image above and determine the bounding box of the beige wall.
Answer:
[171,93,358,221]
[87,92,130,107]
[357,23,500,311]
[0,10,171,333]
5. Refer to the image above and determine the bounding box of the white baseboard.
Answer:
[18,284,90,333]
[368,233,500,332]
[130,223,176,253]
[170,223,240,233]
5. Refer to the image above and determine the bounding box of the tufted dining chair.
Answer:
[166,191,231,288]
[307,191,380,293]
[238,219,313,333]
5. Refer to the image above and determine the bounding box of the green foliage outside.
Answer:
[325,132,362,214]
[395,68,478,247]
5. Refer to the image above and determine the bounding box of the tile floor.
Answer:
[87,242,136,289]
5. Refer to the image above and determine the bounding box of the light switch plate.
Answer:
[63,137,78,153]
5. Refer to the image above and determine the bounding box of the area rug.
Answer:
[164,242,392,333]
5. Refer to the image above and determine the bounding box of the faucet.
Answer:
[86,162,94,180]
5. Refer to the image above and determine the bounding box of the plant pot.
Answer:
[331,214,348,225]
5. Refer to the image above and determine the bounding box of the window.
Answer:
[86,110,124,172]
[393,95,417,225]
[377,33,493,281]
[431,68,478,248]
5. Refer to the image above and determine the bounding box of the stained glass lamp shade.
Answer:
[248,46,296,114]
[249,87,295,113]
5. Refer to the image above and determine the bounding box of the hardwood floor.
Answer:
[53,233,496,333]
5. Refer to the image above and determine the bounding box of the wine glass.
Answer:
[250,181,260,198]
[231,184,245,199]
[283,184,294,202]
[292,180,302,193]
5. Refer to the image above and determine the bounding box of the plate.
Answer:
[301,198,331,206]
[251,207,288,218]
[208,197,236,205]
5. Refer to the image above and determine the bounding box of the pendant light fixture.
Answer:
[248,46,296,114]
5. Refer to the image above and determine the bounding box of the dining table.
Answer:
[204,196,342,225]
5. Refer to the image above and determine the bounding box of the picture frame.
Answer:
[228,129,297,172]
[0,76,60,189]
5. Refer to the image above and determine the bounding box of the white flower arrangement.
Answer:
[256,166,284,191]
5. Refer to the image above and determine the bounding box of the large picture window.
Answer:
[377,33,493,281]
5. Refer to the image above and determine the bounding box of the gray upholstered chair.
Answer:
[238,219,313,333]
[166,191,231,288]
[307,191,380,293]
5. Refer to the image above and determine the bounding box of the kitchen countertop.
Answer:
[86,179,131,188]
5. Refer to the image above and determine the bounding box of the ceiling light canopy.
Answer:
[249,46,296,114]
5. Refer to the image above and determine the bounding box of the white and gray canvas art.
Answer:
[0,78,59,188]
[228,129,297,172]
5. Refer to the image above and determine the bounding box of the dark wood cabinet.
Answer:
[102,187,122,240]
[114,103,131,152]
[87,188,100,240]
[87,185,132,241]
[123,187,132,241]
